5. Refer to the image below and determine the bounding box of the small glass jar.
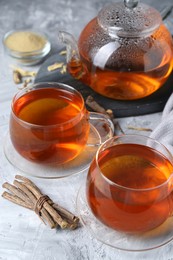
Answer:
[3,29,51,66]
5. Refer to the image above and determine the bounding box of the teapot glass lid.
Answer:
[97,0,162,37]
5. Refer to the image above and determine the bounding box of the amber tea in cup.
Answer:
[86,135,173,233]
[10,82,91,164]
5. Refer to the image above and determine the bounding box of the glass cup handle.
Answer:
[86,112,114,147]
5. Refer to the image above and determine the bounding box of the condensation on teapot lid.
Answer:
[98,0,162,37]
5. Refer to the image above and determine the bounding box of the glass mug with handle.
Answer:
[86,134,173,233]
[9,82,114,165]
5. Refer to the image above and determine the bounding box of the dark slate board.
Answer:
[35,50,173,118]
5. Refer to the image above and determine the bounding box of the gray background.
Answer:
[1,0,172,54]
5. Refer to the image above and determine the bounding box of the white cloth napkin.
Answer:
[150,92,173,155]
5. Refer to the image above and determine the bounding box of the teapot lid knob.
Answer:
[124,0,138,9]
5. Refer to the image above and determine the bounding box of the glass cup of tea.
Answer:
[9,82,114,166]
[86,134,173,234]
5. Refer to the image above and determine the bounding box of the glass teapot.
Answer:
[59,0,173,100]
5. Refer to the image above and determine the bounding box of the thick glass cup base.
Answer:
[4,123,103,179]
[76,182,173,252]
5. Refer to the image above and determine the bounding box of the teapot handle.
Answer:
[124,0,138,9]
[87,112,114,147]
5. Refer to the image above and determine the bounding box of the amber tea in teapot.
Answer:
[60,0,173,100]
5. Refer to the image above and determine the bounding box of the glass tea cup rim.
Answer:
[11,82,87,129]
[95,134,173,192]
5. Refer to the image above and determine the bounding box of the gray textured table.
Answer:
[0,0,173,259]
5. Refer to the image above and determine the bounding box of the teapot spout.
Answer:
[58,31,81,63]
[58,31,84,79]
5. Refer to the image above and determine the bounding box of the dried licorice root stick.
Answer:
[52,204,80,229]
[86,95,106,114]
[2,175,79,230]
[127,126,152,132]
[2,182,32,205]
[53,203,79,223]
[2,191,33,210]
[2,181,56,228]
[15,175,68,229]
[13,179,56,228]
